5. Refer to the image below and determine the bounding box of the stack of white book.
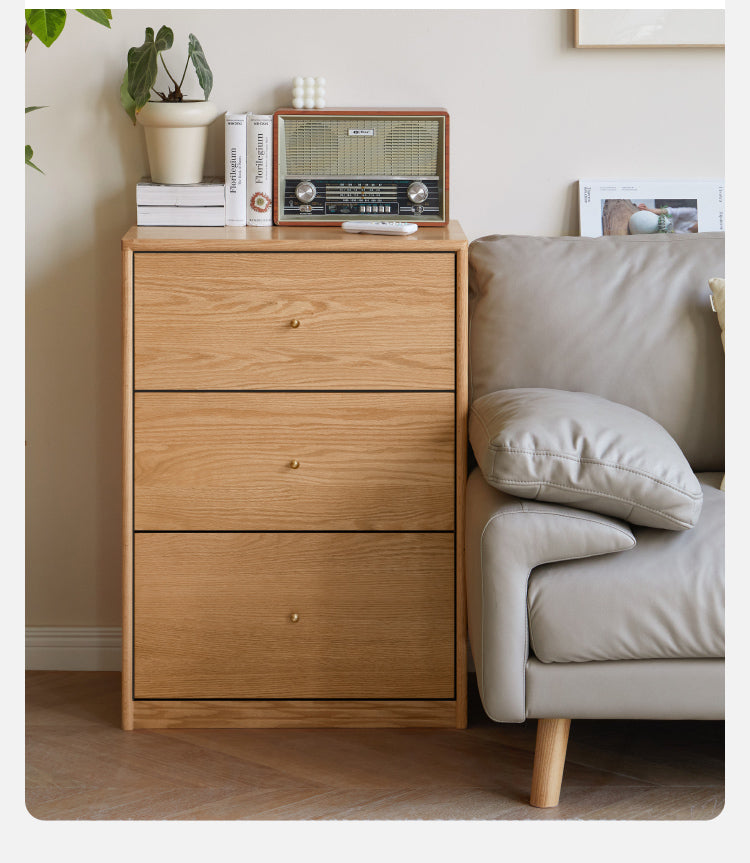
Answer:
[136,177,226,226]
[224,113,273,227]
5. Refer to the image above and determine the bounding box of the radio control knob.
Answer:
[407,181,429,204]
[295,181,317,203]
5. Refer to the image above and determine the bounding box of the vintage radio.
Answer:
[273,109,449,226]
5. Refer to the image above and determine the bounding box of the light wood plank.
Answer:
[134,532,455,700]
[121,248,134,731]
[131,700,461,729]
[27,673,725,820]
[122,221,468,253]
[454,239,469,728]
[134,391,454,531]
[134,252,456,390]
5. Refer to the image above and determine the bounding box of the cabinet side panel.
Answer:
[122,247,134,730]
[454,243,469,728]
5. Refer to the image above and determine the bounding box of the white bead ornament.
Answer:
[291,76,327,110]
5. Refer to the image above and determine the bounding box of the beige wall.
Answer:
[25,9,724,627]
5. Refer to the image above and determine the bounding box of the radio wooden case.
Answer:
[273,109,449,226]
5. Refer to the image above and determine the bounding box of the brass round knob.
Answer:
[290,319,300,328]
[290,613,300,623]
[290,459,300,469]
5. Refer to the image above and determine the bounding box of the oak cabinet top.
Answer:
[122,220,467,252]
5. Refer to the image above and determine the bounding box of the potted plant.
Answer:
[121,26,218,184]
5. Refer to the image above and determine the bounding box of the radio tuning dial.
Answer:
[407,181,429,204]
[295,181,317,203]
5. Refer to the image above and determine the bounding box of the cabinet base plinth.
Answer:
[126,698,465,729]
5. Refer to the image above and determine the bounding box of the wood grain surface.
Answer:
[122,225,469,728]
[134,532,455,700]
[530,718,571,808]
[134,391,455,531]
[134,252,455,390]
[129,699,461,729]
[122,221,468,252]
[28,671,725,819]
[122,249,134,729]
[454,240,469,727]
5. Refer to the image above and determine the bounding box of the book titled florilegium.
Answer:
[224,112,248,226]
[247,114,273,227]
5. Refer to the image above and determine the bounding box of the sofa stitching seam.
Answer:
[483,476,696,527]
[484,444,701,499]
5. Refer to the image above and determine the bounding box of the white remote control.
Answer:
[341,221,418,235]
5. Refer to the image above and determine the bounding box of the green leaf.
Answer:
[25,10,67,48]
[26,145,43,173]
[125,26,174,113]
[154,26,174,52]
[119,70,137,125]
[75,10,112,28]
[25,105,46,113]
[188,33,213,101]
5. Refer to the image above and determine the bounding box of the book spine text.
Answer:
[247,114,273,227]
[224,113,248,226]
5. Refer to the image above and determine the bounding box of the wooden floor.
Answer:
[26,671,723,821]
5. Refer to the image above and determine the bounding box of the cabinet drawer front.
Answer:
[134,392,454,531]
[134,532,455,700]
[133,252,455,390]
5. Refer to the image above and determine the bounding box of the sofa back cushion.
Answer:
[468,233,725,471]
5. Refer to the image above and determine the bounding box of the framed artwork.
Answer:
[578,179,725,237]
[575,10,724,48]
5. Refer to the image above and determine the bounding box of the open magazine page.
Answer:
[579,179,725,237]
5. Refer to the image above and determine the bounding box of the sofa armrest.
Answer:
[465,468,636,723]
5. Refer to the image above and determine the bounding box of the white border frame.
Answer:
[575,10,724,48]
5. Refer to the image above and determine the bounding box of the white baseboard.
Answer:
[26,626,122,671]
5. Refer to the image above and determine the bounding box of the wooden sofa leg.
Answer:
[530,718,571,808]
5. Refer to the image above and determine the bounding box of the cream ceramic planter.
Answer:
[137,100,220,185]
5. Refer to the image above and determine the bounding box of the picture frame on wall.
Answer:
[575,10,724,48]
[578,179,725,237]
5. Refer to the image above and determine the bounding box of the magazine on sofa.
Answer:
[578,178,725,237]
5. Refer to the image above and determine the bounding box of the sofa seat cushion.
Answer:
[469,387,703,530]
[527,473,724,663]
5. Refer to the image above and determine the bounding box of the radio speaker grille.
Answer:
[283,118,441,176]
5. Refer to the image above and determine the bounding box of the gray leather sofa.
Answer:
[466,232,725,807]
